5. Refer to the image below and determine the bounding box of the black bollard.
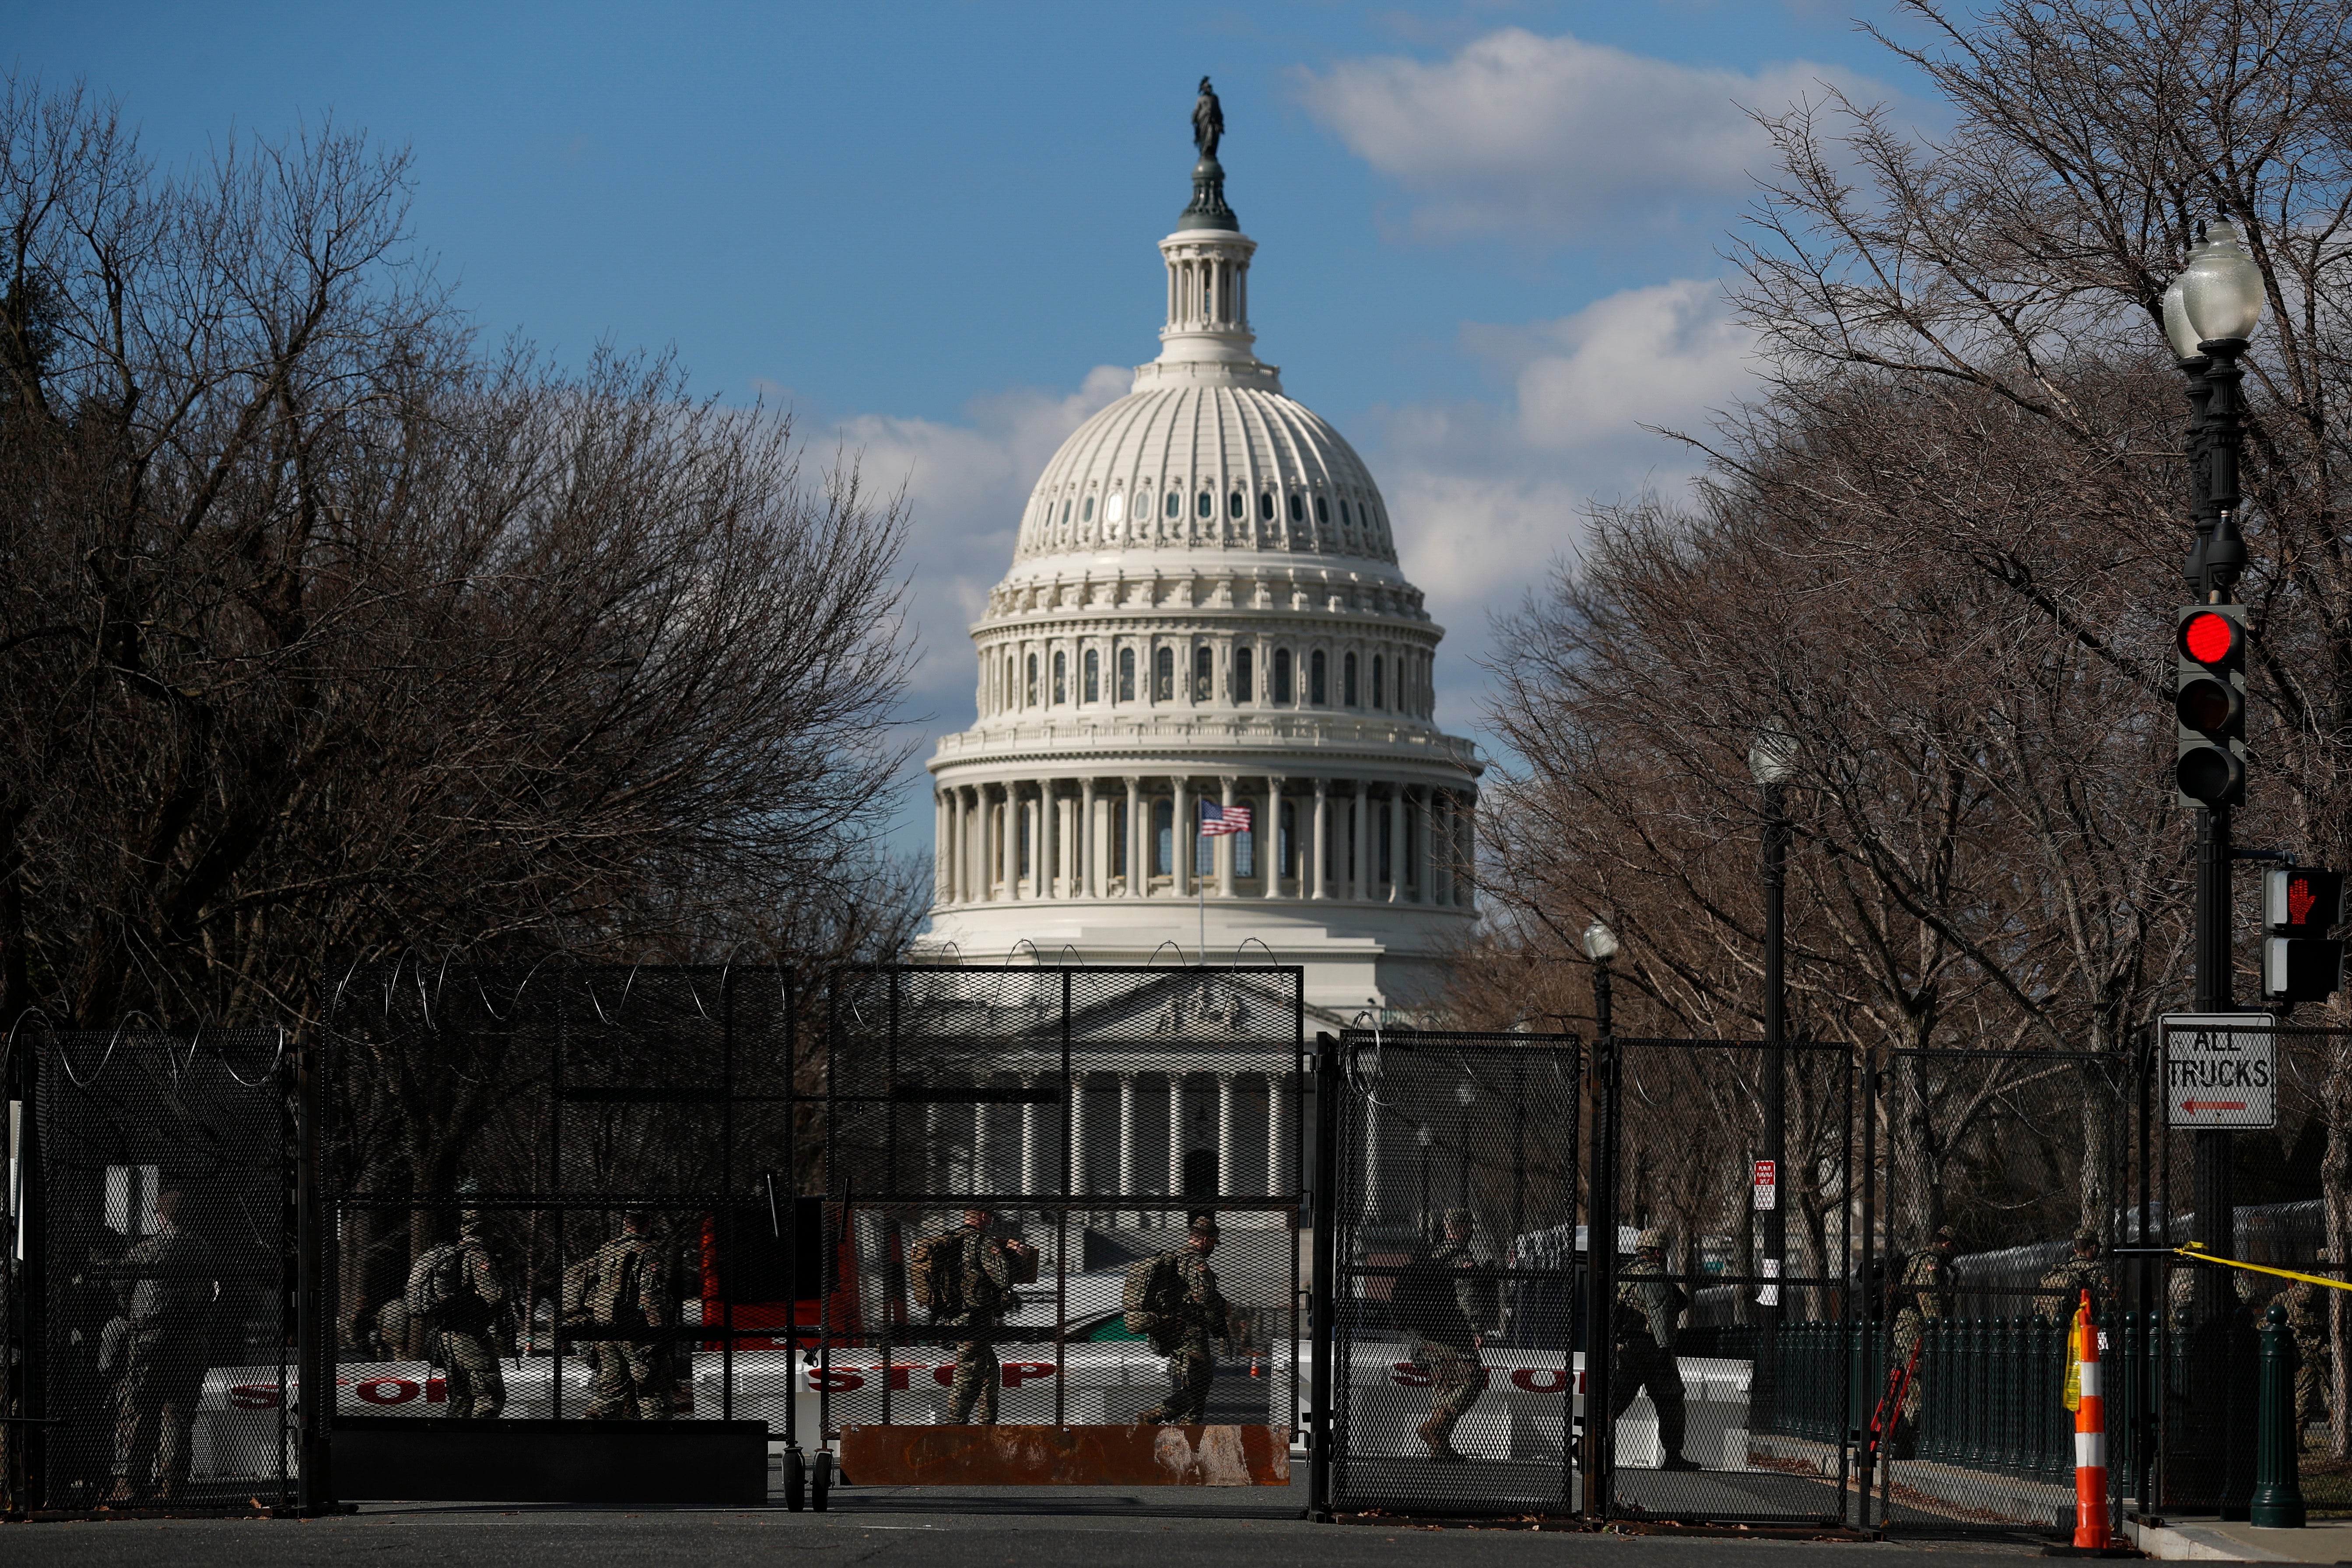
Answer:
[2251,1302,2306,1528]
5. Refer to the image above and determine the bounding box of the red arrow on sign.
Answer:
[2181,1099,2248,1114]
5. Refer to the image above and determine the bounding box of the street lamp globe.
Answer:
[2178,219,2266,346]
[1749,724,1799,786]
[1581,918,1620,962]
[1455,1080,1477,1107]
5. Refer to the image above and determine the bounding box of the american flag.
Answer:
[1199,802,1252,837]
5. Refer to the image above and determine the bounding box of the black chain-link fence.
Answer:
[24,1028,289,1512]
[813,966,1305,1443]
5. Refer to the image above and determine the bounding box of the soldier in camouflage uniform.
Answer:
[1609,1229,1698,1470]
[564,1210,674,1420]
[1394,1211,1496,1461]
[2037,1229,2112,1329]
[410,1210,507,1419]
[1888,1224,1956,1459]
[2281,1249,2335,1445]
[931,1207,1015,1425]
[104,1190,216,1504]
[1136,1211,1236,1426]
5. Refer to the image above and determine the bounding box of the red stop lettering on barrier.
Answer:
[866,1365,915,1391]
[426,1376,447,1403]
[355,1378,419,1404]
[932,1365,957,1388]
[229,1383,282,1410]
[1390,1362,1431,1389]
[809,1368,865,1393]
[1509,1367,1570,1394]
[1002,1362,1058,1389]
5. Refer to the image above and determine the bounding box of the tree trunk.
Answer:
[2324,1038,2352,1459]
[2078,1057,2116,1242]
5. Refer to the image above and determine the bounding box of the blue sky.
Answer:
[17,1,1935,859]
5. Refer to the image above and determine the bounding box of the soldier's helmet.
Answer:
[1635,1228,1666,1253]
[1187,1209,1220,1233]
[1933,1224,1958,1247]
[2073,1228,2100,1252]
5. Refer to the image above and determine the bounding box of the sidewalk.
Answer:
[2129,1515,2352,1561]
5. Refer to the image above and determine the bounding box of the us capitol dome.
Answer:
[918,98,1482,1014]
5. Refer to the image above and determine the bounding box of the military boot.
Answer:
[1417,1411,1467,1462]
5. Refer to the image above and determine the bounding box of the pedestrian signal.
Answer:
[2175,604,2248,807]
[2263,866,2345,1005]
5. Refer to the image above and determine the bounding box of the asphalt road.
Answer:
[5,1481,2058,1568]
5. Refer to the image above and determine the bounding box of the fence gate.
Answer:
[1318,1028,1584,1517]
[21,1028,290,1512]
[319,965,799,1468]
[1587,1037,1858,1526]
[816,965,1305,1449]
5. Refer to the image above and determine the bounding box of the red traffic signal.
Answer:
[2180,610,2242,665]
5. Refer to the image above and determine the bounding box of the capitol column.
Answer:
[1123,776,1143,895]
[1410,785,1430,903]
[1167,1073,1189,1218]
[1216,776,1237,897]
[1000,782,1020,900]
[1039,777,1059,899]
[1310,779,1329,899]
[1351,780,1371,901]
[1216,1072,1236,1198]
[1117,1073,1139,1229]
[1264,776,1285,898]
[934,792,950,905]
[1171,776,1191,897]
[1387,784,1406,903]
[1080,777,1099,897]
[1266,1072,1290,1197]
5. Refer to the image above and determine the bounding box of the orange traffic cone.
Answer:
[2072,1290,2110,1550]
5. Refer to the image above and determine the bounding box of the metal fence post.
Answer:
[1308,1031,1339,1522]
[296,1024,332,1512]
[2251,1303,2305,1527]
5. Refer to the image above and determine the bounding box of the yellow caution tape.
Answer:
[2173,1242,2350,1294]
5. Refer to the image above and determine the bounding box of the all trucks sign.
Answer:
[2163,1012,2278,1130]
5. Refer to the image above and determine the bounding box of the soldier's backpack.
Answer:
[911,1231,965,1315]
[1122,1253,1184,1347]
[405,1242,468,1316]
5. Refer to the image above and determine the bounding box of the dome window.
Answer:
[1235,645,1253,703]
[1084,648,1101,703]
[1107,491,1124,525]
[1315,496,1329,525]
[1193,644,1213,702]
[1053,650,1068,704]
[1344,652,1358,706]
[1371,654,1384,709]
[1167,490,1182,520]
[1082,496,1094,523]
[1228,491,1244,520]
[1273,647,1293,704]
[1027,653,1039,706]
[1310,650,1327,705]
[1062,500,1072,524]
[1258,492,1274,521]
[1153,646,1174,702]
[1118,646,1136,702]
[1339,499,1352,527]
[1288,493,1304,523]
[1197,491,1213,519]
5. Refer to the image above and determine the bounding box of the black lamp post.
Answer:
[1749,726,1796,1417]
[2162,219,2266,1308]
[1579,915,1621,1505]
[1454,1080,1476,1210]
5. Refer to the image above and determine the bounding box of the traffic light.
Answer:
[2175,603,2248,808]
[2263,866,2345,1005]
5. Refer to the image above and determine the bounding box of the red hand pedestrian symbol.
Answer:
[2290,878,2318,926]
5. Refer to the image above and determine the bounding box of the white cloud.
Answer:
[832,365,1129,718]
[1296,28,1879,240]
[1376,279,1755,614]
